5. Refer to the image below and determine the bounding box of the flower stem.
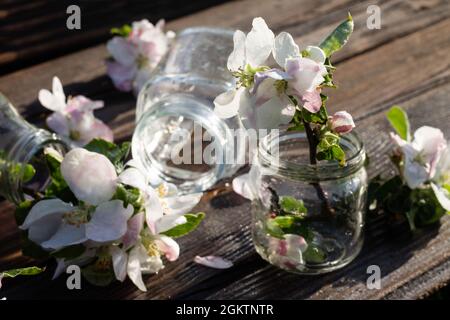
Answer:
[302,119,335,217]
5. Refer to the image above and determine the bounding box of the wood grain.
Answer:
[1,0,450,299]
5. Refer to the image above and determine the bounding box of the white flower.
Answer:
[267,234,308,270]
[215,17,328,131]
[329,111,355,134]
[430,145,450,211]
[109,201,186,292]
[39,77,113,146]
[391,126,447,189]
[20,148,132,250]
[119,160,203,216]
[20,199,133,250]
[227,17,274,72]
[111,159,203,291]
[106,19,174,95]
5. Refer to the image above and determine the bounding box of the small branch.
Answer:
[302,119,335,217]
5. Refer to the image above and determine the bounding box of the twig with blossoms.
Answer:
[368,106,450,231]
[214,15,355,166]
[15,139,204,291]
[106,19,175,95]
[39,76,113,147]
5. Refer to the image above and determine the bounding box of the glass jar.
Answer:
[251,130,367,274]
[132,27,244,194]
[0,93,67,204]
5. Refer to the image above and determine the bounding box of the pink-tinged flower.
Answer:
[194,255,233,269]
[285,57,327,113]
[110,160,204,292]
[61,148,118,205]
[267,234,308,270]
[20,198,133,250]
[330,111,355,134]
[39,77,113,146]
[106,19,174,95]
[391,126,447,189]
[431,145,450,211]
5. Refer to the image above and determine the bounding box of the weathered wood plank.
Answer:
[0,0,230,74]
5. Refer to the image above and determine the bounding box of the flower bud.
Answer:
[330,111,355,134]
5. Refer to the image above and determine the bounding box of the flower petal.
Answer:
[106,37,137,66]
[286,57,327,96]
[20,199,73,230]
[194,255,233,269]
[232,173,254,200]
[305,46,326,64]
[119,167,148,191]
[78,118,114,145]
[127,245,147,292]
[144,186,165,233]
[163,193,203,216]
[40,223,87,250]
[273,32,300,68]
[122,212,145,250]
[413,126,447,179]
[227,30,246,71]
[155,235,180,261]
[105,60,136,92]
[86,200,133,242]
[46,112,70,136]
[154,214,187,234]
[431,182,450,211]
[61,148,118,205]
[245,17,274,67]
[301,90,322,113]
[110,246,128,282]
[214,89,241,119]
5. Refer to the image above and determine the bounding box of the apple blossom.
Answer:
[267,234,308,270]
[39,76,113,146]
[20,198,133,250]
[61,148,118,206]
[391,126,447,189]
[329,111,355,134]
[106,19,174,95]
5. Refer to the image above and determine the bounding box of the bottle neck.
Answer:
[1,129,67,204]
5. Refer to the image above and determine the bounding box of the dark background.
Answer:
[0,0,229,75]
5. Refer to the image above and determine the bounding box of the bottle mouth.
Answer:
[258,130,366,182]
[6,130,67,204]
[132,94,239,194]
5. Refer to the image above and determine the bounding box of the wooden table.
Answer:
[1,0,450,299]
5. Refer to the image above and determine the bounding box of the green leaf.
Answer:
[82,263,115,287]
[22,164,36,183]
[267,215,314,242]
[1,266,45,278]
[319,13,354,57]
[110,24,132,37]
[279,196,307,216]
[51,244,86,260]
[113,185,142,213]
[331,145,346,166]
[161,213,205,238]
[84,139,130,167]
[14,200,33,226]
[303,245,326,264]
[386,105,410,141]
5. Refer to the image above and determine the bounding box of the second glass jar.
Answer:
[250,130,367,274]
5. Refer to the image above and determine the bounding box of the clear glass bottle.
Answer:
[132,27,244,194]
[251,130,367,274]
[0,93,67,204]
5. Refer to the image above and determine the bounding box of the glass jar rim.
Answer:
[178,26,235,38]
[258,130,366,181]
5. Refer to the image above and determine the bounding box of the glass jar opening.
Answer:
[258,130,366,182]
